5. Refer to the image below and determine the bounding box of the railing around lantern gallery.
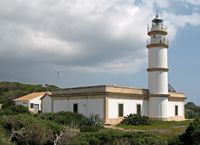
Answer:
[147,24,168,35]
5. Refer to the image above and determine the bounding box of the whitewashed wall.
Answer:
[53,99,68,112]
[42,97,104,118]
[42,95,52,113]
[68,99,104,118]
[29,96,42,110]
[168,101,185,117]
[107,98,147,119]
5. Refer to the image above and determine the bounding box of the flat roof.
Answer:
[51,84,185,99]
[53,85,146,95]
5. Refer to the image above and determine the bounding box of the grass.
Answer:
[116,120,192,140]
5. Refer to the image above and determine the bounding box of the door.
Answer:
[33,104,39,113]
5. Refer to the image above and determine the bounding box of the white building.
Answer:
[41,14,186,124]
[14,92,51,113]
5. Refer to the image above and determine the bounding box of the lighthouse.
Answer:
[147,13,169,120]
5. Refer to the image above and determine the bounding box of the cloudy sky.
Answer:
[0,0,199,104]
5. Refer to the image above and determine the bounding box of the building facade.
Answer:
[41,14,186,124]
[41,85,185,124]
[14,92,51,113]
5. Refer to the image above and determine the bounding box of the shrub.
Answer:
[168,118,200,145]
[1,99,15,109]
[38,111,87,128]
[0,105,30,116]
[121,114,152,125]
[80,114,103,132]
[0,127,14,145]
[0,114,64,145]
[185,102,200,119]
[168,135,181,145]
[80,126,101,132]
[71,129,166,145]
[81,114,103,127]
[55,128,77,145]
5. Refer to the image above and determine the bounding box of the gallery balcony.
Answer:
[147,38,169,48]
[147,24,168,36]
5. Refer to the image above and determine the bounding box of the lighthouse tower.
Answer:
[147,13,169,120]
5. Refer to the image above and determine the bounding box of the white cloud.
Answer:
[165,12,200,28]
[181,0,200,5]
[0,0,200,83]
[0,0,152,74]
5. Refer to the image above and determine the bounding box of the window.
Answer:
[30,103,34,109]
[73,104,78,113]
[118,104,124,117]
[175,105,178,116]
[137,104,141,115]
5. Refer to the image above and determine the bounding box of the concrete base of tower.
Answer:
[149,116,185,121]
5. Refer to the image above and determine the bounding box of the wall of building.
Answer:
[42,95,52,113]
[107,98,148,119]
[42,96,104,118]
[29,96,42,111]
[53,99,68,112]
[168,100,185,120]
[68,98,104,118]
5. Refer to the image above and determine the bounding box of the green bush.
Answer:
[168,118,200,145]
[185,102,200,119]
[80,126,101,132]
[0,114,63,145]
[0,127,14,145]
[38,111,87,128]
[0,105,30,116]
[1,99,15,109]
[168,135,181,145]
[121,114,152,125]
[71,129,166,145]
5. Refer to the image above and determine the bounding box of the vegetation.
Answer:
[169,118,200,145]
[0,81,60,104]
[0,82,200,145]
[0,114,63,145]
[0,127,14,145]
[118,120,191,140]
[80,114,103,132]
[80,126,101,132]
[185,102,200,119]
[0,100,196,145]
[121,114,152,125]
[0,104,30,116]
[38,111,87,128]
[70,129,167,145]
[81,114,103,127]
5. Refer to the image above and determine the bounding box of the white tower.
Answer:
[147,13,169,120]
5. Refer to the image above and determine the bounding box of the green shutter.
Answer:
[118,104,123,117]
